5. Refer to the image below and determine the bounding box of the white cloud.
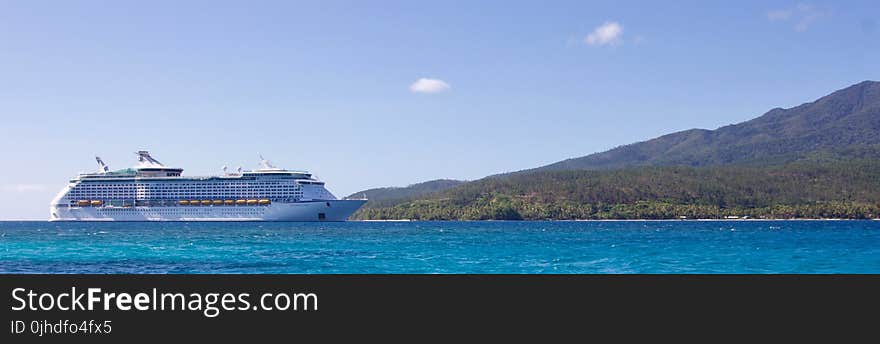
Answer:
[409,78,451,94]
[2,184,48,192]
[766,3,824,32]
[585,21,623,46]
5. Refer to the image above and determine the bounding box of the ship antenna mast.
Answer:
[135,150,165,167]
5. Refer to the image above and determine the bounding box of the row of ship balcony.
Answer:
[72,199,272,207]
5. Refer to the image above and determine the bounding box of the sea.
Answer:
[1,220,878,273]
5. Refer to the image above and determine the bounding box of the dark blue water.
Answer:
[1,221,878,273]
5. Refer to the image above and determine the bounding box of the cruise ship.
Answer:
[49,151,366,221]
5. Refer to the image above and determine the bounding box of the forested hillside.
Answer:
[353,160,880,220]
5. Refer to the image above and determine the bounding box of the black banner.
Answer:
[1,275,877,341]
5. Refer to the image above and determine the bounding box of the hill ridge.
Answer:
[532,80,880,171]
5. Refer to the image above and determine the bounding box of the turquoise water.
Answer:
[1,220,879,273]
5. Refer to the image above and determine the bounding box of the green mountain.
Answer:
[352,81,880,220]
[536,80,880,171]
[344,179,466,207]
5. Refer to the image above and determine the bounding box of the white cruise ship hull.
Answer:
[49,200,367,222]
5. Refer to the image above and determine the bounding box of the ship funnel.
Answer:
[95,156,110,173]
[258,153,279,170]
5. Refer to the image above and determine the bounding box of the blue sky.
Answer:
[1,0,878,219]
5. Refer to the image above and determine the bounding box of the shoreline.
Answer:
[1,218,877,222]
[357,218,878,222]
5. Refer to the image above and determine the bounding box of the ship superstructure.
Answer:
[49,151,366,221]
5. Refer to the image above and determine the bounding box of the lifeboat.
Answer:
[201,200,212,205]
[179,200,190,205]
[258,199,271,205]
[77,200,90,207]
[235,200,247,205]
[212,200,223,205]
[190,200,201,205]
[224,200,234,205]
[90,200,104,206]
[246,200,258,205]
